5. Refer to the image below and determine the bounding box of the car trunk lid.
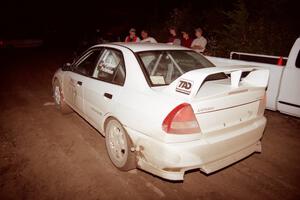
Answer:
[162,65,269,134]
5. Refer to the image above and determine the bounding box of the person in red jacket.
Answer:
[125,28,140,42]
[181,30,193,48]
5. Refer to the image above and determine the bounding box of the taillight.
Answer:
[162,103,200,134]
[257,94,266,116]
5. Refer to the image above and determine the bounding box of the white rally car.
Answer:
[52,43,269,180]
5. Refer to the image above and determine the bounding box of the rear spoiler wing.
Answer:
[164,65,269,99]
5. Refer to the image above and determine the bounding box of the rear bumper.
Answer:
[125,116,266,180]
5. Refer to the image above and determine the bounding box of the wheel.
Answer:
[53,80,73,114]
[105,118,136,171]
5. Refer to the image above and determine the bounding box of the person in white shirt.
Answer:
[140,30,157,43]
[191,27,207,53]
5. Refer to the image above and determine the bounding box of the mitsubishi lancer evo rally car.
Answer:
[52,43,269,180]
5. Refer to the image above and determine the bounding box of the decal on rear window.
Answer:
[100,66,114,74]
[150,76,165,85]
[176,79,193,95]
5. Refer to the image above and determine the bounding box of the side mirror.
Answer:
[61,62,72,71]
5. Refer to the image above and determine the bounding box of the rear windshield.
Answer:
[137,50,216,86]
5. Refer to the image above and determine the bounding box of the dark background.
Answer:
[0,0,299,56]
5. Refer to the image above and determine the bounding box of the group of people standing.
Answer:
[124,28,157,43]
[124,26,207,53]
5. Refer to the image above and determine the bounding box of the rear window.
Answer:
[137,50,218,86]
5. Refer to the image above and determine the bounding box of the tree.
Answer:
[217,0,250,55]
[216,0,298,56]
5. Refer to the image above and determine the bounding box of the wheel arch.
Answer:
[52,76,62,88]
[52,76,58,85]
[103,114,122,136]
[102,115,135,146]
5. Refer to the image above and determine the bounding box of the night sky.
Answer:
[1,0,179,35]
[0,1,248,34]
[1,0,299,47]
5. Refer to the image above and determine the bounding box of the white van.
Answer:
[207,38,300,117]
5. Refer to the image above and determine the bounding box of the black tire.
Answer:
[105,118,136,171]
[53,80,73,114]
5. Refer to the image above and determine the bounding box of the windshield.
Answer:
[137,50,216,86]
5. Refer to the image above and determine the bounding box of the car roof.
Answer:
[93,42,189,52]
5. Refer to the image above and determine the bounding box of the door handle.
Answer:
[104,93,113,99]
[77,81,82,86]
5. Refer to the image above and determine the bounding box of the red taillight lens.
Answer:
[162,103,200,134]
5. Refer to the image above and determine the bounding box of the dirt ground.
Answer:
[0,48,300,200]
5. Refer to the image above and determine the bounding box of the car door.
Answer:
[83,48,126,132]
[278,47,300,117]
[63,48,103,115]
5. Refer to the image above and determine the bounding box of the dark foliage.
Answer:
[162,0,299,57]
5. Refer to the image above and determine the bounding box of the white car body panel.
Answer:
[52,43,269,180]
[63,72,85,115]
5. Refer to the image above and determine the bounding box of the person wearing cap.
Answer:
[181,30,192,48]
[167,26,181,45]
[140,30,157,43]
[191,27,207,53]
[125,28,140,42]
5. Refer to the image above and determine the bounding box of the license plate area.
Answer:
[196,101,259,133]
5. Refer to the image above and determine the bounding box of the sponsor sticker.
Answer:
[98,62,115,75]
[100,66,114,74]
[176,79,193,95]
[150,76,165,84]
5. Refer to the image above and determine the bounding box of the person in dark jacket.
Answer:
[167,26,181,45]
[181,30,192,48]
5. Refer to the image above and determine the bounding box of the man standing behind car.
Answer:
[140,30,157,43]
[167,26,181,45]
[181,30,192,48]
[191,28,207,53]
[125,28,140,42]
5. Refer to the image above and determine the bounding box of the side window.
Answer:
[75,49,102,76]
[93,49,126,85]
[296,50,300,68]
